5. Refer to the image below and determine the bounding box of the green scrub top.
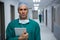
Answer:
[6,19,41,40]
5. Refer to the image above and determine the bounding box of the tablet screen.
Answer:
[14,28,26,36]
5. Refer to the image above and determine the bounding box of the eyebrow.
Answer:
[19,8,28,10]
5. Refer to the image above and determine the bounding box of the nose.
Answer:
[22,10,25,15]
[22,10,25,13]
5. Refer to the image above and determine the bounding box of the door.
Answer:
[51,6,55,32]
[46,9,47,26]
[0,2,5,40]
[10,5,15,21]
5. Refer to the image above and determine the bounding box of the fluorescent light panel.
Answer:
[33,0,41,2]
[34,6,39,10]
[34,4,39,6]
[33,0,35,2]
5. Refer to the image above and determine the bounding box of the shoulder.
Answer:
[29,19,40,29]
[7,19,19,29]
[8,19,19,26]
[29,19,39,25]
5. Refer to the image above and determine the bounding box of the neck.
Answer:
[20,17,27,20]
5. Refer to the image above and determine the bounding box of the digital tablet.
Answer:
[14,28,26,36]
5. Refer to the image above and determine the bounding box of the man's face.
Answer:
[18,4,28,19]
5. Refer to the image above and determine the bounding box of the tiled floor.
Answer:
[40,23,57,40]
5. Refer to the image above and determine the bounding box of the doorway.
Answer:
[45,9,47,26]
[0,2,5,40]
[10,5,15,21]
[51,6,55,32]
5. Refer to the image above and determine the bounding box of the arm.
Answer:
[6,23,18,40]
[35,23,41,40]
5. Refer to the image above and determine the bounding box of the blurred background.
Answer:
[0,0,60,40]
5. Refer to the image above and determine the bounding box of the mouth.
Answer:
[22,13,25,15]
[22,14,25,16]
[21,14,26,17]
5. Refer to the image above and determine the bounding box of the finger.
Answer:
[22,31,26,35]
[26,34,28,39]
[26,33,28,36]
[23,30,26,33]
[25,33,28,38]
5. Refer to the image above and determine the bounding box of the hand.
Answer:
[18,31,28,40]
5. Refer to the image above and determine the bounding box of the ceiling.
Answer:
[18,0,60,9]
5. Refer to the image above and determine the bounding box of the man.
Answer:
[6,2,41,40]
[39,14,42,23]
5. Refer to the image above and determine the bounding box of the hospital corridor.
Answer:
[0,0,60,40]
[40,23,57,40]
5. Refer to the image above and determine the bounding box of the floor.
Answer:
[40,23,57,40]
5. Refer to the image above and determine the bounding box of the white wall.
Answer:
[44,8,46,26]
[44,6,52,31]
[54,4,60,25]
[47,6,52,30]
[53,4,60,40]
[44,3,60,31]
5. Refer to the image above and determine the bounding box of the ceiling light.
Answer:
[33,0,41,2]
[34,6,39,10]
[34,4,39,6]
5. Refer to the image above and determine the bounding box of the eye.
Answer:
[20,9,23,11]
[24,9,27,11]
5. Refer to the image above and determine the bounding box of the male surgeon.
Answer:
[6,2,41,40]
